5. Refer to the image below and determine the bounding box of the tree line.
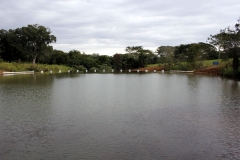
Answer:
[208,18,240,75]
[0,24,56,64]
[0,18,239,75]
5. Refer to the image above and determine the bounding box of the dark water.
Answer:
[0,73,240,160]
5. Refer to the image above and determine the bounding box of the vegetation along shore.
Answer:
[0,18,239,79]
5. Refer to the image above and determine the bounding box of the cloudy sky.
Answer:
[1,0,240,55]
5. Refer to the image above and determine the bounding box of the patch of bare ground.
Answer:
[194,66,222,74]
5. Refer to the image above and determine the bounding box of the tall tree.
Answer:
[67,50,82,67]
[174,44,190,62]
[207,32,227,61]
[113,54,123,71]
[125,46,143,60]
[21,24,56,64]
[208,18,240,74]
[50,49,67,65]
[124,46,153,68]
[155,46,175,64]
[0,29,24,62]
[221,18,240,74]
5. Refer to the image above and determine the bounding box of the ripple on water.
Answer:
[0,74,240,159]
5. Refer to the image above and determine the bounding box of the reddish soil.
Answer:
[194,66,221,74]
[132,66,165,72]
[0,70,2,75]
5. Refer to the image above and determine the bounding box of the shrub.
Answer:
[98,64,112,72]
[27,64,40,72]
[89,67,99,72]
[74,65,86,71]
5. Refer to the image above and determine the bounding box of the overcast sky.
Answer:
[1,0,240,55]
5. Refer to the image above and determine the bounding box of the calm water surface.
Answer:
[0,73,240,160]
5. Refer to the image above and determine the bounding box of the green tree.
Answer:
[113,53,123,71]
[208,18,240,75]
[0,29,25,62]
[67,50,82,67]
[37,45,54,64]
[221,19,240,74]
[21,24,56,64]
[155,46,175,64]
[174,44,190,60]
[97,55,111,66]
[199,42,218,60]
[50,49,67,65]
[125,46,143,54]
[187,44,202,69]
[174,43,215,70]
[207,32,227,61]
[138,52,147,68]
[124,46,152,68]
[81,55,98,70]
[125,46,143,60]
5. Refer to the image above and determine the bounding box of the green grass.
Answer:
[202,59,232,67]
[147,59,232,69]
[202,59,218,66]
[0,62,72,73]
[146,64,160,67]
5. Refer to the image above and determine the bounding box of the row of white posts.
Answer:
[40,70,80,74]
[86,69,164,73]
[40,69,165,73]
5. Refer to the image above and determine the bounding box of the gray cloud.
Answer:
[1,0,240,55]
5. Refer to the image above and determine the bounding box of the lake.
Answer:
[0,73,240,160]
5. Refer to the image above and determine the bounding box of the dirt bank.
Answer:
[194,66,221,74]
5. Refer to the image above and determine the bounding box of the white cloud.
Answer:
[1,0,240,55]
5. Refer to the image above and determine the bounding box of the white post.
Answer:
[129,69,131,72]
[137,70,139,73]
[68,70,70,73]
[50,70,52,74]
[120,69,122,72]
[59,70,61,73]
[94,70,96,72]
[85,70,88,73]
[145,70,148,72]
[162,70,164,73]
[103,70,105,72]
[41,71,43,73]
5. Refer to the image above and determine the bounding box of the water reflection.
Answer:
[0,73,240,159]
[0,74,55,159]
[217,79,240,159]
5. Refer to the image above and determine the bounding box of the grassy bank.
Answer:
[147,59,230,70]
[147,59,240,79]
[0,62,72,73]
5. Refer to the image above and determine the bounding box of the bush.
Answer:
[221,67,240,79]
[89,67,99,72]
[73,65,86,71]
[27,64,41,72]
[98,64,112,72]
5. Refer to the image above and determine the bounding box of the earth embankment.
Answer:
[194,66,221,74]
